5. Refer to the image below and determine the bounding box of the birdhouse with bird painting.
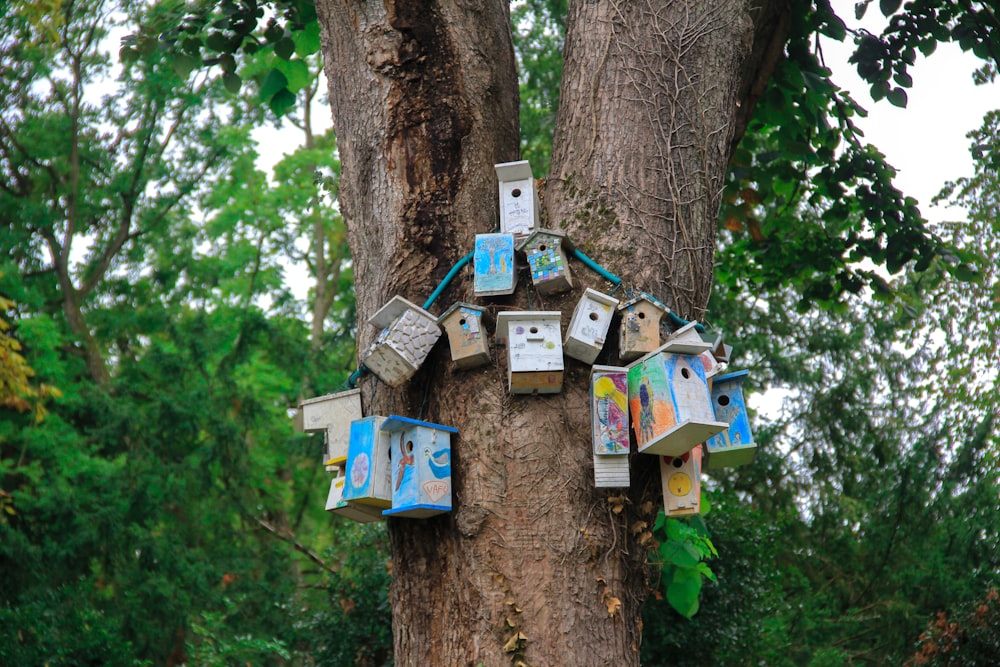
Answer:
[495,160,540,236]
[496,311,564,394]
[297,388,362,469]
[438,302,494,370]
[325,465,385,523]
[627,345,728,457]
[660,445,702,517]
[474,233,518,297]
[565,288,619,364]
[381,416,457,518]
[342,416,393,509]
[362,296,442,387]
[705,370,757,469]
[591,365,630,488]
[517,229,574,295]
[617,292,668,362]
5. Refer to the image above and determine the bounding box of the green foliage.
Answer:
[650,504,718,619]
[907,589,1000,666]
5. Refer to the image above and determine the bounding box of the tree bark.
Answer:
[315,0,782,664]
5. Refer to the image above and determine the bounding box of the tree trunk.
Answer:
[315,1,781,664]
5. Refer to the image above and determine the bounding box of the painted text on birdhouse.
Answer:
[381,416,457,519]
[565,288,619,364]
[496,311,564,394]
[362,296,442,387]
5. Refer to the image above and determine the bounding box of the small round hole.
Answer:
[459,318,467,326]
[538,243,547,252]
[588,312,599,321]
[681,368,690,379]
[511,188,522,198]
[637,312,646,319]
[717,395,730,406]
[405,440,413,454]
[672,458,683,469]
[529,326,539,334]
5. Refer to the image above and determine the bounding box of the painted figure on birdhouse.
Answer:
[474,233,517,296]
[592,369,629,455]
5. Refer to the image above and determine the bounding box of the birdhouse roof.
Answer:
[617,291,668,312]
[368,295,435,330]
[495,310,561,344]
[516,228,574,252]
[494,160,533,181]
[298,388,360,410]
[713,369,749,385]
[660,321,713,354]
[437,301,495,328]
[379,414,458,434]
[578,287,620,309]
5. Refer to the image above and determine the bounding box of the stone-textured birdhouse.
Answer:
[362,296,442,387]
[565,288,619,364]
[474,233,517,297]
[627,345,727,456]
[496,311,564,394]
[438,302,494,370]
[516,229,573,295]
[342,416,393,509]
[705,370,757,470]
[617,292,668,362]
[325,466,384,523]
[660,445,702,517]
[591,365,630,488]
[381,416,458,519]
[298,389,362,468]
[495,160,539,236]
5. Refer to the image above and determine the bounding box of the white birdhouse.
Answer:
[617,292,668,362]
[381,416,457,519]
[325,465,384,523]
[516,229,573,295]
[565,288,619,364]
[495,311,564,394]
[473,233,518,297]
[660,321,714,355]
[591,365,630,488]
[438,302,494,370]
[297,389,362,468]
[495,160,539,236]
[627,345,727,457]
[660,445,702,517]
[362,296,442,387]
[705,370,757,470]
[342,416,393,509]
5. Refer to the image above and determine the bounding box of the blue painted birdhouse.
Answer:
[517,229,574,295]
[297,389,362,468]
[660,445,702,517]
[566,288,619,364]
[705,370,757,469]
[495,160,539,236]
[474,233,517,297]
[591,365,630,488]
[342,416,393,509]
[362,296,442,387]
[325,465,385,523]
[381,416,458,519]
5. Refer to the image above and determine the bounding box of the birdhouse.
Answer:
[700,330,731,364]
[438,302,494,370]
[627,345,728,457]
[565,288,619,364]
[298,389,362,467]
[591,365,630,488]
[705,370,757,470]
[516,229,573,295]
[342,416,393,508]
[362,296,442,387]
[495,160,539,236]
[495,311,564,394]
[325,466,384,523]
[617,293,668,362]
[661,321,713,355]
[660,445,702,517]
[474,233,517,297]
[380,415,458,519]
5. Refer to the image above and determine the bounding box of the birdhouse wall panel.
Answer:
[326,471,385,523]
[496,160,539,236]
[566,289,619,364]
[594,455,630,488]
[497,312,564,394]
[439,303,492,370]
[660,445,702,517]
[362,342,415,387]
[381,416,457,519]
[509,369,565,394]
[343,416,393,508]
[618,296,667,362]
[591,366,630,456]
[474,234,517,296]
[706,371,757,469]
[299,388,362,435]
[627,348,727,457]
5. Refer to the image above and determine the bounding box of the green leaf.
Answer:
[886,87,908,108]
[172,53,199,79]
[879,0,901,16]
[294,21,321,57]
[259,69,289,102]
[666,569,702,618]
[274,37,295,60]
[268,88,297,117]
[273,58,310,93]
[222,72,242,94]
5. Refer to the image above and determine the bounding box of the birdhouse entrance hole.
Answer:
[512,188,522,198]
[638,312,646,319]
[681,367,691,379]
[406,440,413,454]
[717,395,730,406]
[588,312,599,321]
[672,458,683,469]
[529,326,539,334]
[539,243,547,251]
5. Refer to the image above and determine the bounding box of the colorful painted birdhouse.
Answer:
[474,233,517,297]
[495,160,539,236]
[565,288,619,364]
[516,229,573,295]
[617,292,668,362]
[325,465,385,523]
[381,415,458,519]
[342,416,393,508]
[362,296,442,387]
[438,302,494,370]
[495,311,564,394]
[297,388,362,467]
[660,445,702,517]
[591,365,630,488]
[627,345,727,456]
[705,370,757,470]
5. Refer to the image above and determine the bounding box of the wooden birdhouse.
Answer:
[626,345,728,457]
[660,445,702,517]
[325,465,384,523]
[565,288,619,364]
[474,233,517,297]
[705,370,757,470]
[495,311,564,394]
[700,330,731,364]
[591,365,630,488]
[438,302,494,370]
[298,389,362,468]
[617,292,668,362]
[495,160,539,236]
[380,415,458,519]
[516,229,573,295]
[362,296,442,387]
[661,321,713,355]
[342,416,393,508]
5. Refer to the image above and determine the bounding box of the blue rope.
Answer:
[423,251,474,310]
[570,248,622,285]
